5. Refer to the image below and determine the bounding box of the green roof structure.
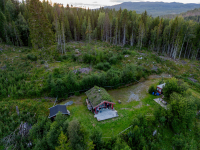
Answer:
[85,86,113,108]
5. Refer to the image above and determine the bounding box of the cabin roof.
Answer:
[85,86,113,108]
[48,105,69,118]
[157,83,166,89]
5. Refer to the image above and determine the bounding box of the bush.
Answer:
[27,54,37,61]
[71,54,77,61]
[122,50,131,55]
[148,85,156,94]
[75,91,80,96]
[41,60,45,64]
[21,48,31,53]
[82,53,95,64]
[62,55,69,60]
[96,62,111,71]
[109,56,118,65]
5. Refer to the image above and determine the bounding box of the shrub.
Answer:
[148,85,156,94]
[82,53,95,64]
[41,60,45,64]
[122,50,131,55]
[27,54,37,61]
[109,56,118,65]
[96,62,111,71]
[62,55,68,60]
[21,48,31,53]
[75,91,80,96]
[71,54,77,61]
[96,62,104,70]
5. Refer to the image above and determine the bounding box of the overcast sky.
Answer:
[50,0,200,9]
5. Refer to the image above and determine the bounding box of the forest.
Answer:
[0,0,200,149]
[0,0,200,59]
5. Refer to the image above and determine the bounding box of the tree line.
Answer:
[0,0,200,59]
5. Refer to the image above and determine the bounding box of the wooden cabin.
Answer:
[157,83,166,94]
[85,86,115,114]
[48,105,70,119]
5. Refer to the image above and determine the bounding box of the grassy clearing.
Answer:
[60,79,162,137]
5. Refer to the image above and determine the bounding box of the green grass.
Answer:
[1,41,200,149]
[60,85,161,137]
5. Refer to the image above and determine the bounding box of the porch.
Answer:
[94,108,119,121]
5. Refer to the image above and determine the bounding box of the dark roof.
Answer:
[85,86,113,108]
[48,105,69,118]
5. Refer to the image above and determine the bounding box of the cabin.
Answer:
[48,105,70,119]
[157,83,166,94]
[85,86,118,121]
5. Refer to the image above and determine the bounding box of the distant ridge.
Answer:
[103,2,200,17]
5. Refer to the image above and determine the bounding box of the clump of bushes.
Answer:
[96,62,111,71]
[27,53,37,61]
[122,50,131,55]
[148,85,157,94]
[40,60,45,64]
[82,53,95,64]
[109,56,118,65]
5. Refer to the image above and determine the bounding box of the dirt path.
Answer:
[108,79,158,103]
[60,74,172,105]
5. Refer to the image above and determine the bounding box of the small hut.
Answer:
[157,83,166,94]
[85,86,115,114]
[48,105,70,119]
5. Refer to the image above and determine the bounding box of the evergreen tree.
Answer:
[0,0,5,12]
[81,16,87,40]
[86,17,92,43]
[15,12,29,46]
[121,9,128,46]
[98,12,105,41]
[29,0,54,49]
[0,10,6,41]
[5,0,16,22]
[64,15,72,41]
[55,131,70,150]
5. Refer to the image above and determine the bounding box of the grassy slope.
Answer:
[0,41,200,149]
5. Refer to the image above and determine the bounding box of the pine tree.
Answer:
[104,13,110,42]
[113,17,118,45]
[29,0,54,49]
[138,21,145,49]
[121,9,128,46]
[15,12,29,46]
[86,17,92,43]
[76,16,80,41]
[81,16,87,40]
[0,10,6,41]
[0,0,5,12]
[5,0,16,22]
[98,12,105,41]
[64,15,72,41]
[55,131,70,150]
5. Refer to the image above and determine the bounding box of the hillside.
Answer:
[0,0,200,149]
[1,41,200,149]
[162,8,200,22]
[103,2,200,17]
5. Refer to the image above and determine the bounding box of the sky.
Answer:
[50,0,200,9]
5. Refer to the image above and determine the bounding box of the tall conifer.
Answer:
[29,0,54,49]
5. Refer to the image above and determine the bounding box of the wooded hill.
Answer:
[162,8,200,23]
[103,2,200,17]
[0,0,200,60]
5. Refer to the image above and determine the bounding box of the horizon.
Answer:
[47,0,200,9]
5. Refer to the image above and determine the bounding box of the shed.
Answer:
[48,105,70,118]
[85,86,115,114]
[157,83,166,94]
